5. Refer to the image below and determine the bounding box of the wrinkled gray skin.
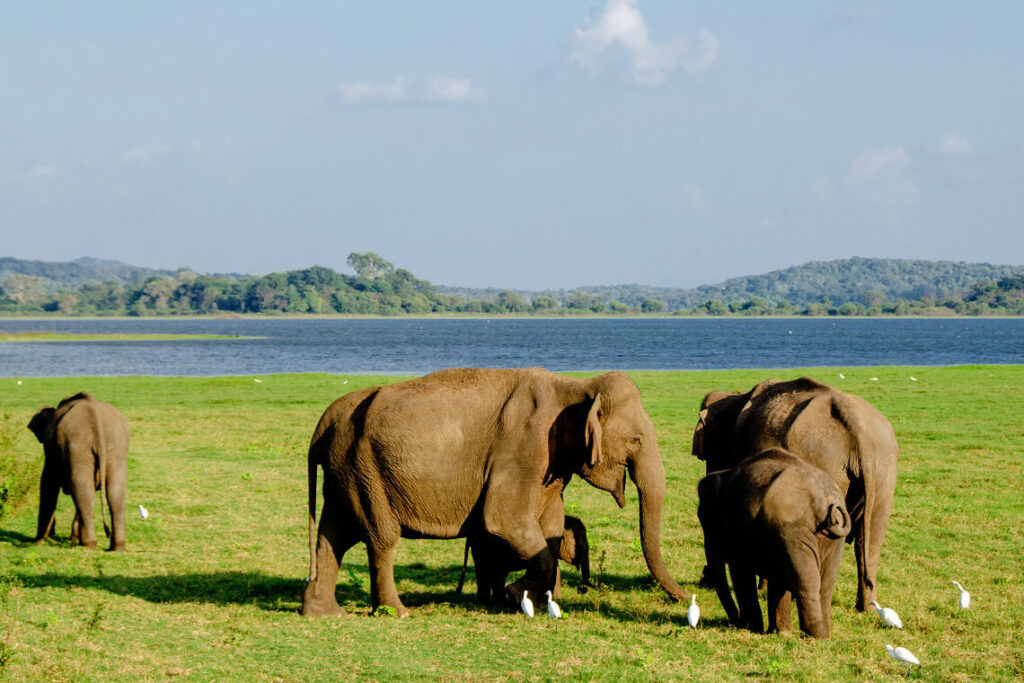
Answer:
[698,448,852,639]
[301,367,685,617]
[455,514,592,602]
[27,393,130,551]
[692,376,897,611]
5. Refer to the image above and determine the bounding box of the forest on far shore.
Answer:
[1,254,1022,317]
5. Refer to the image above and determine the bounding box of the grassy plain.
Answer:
[0,367,1021,681]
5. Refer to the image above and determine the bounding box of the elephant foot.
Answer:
[81,540,99,550]
[506,580,548,612]
[300,600,347,617]
[108,543,127,552]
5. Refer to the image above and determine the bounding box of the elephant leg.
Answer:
[105,469,127,551]
[67,458,98,549]
[789,557,827,639]
[35,464,61,542]
[367,539,407,617]
[818,541,844,631]
[766,581,792,634]
[486,487,557,608]
[301,500,359,617]
[731,563,763,633]
[70,513,81,544]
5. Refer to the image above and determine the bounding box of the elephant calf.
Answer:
[27,393,130,551]
[697,448,851,639]
[455,514,592,602]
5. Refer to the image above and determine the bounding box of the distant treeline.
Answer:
[1,254,1022,316]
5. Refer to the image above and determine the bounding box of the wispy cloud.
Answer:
[121,143,170,163]
[849,146,918,204]
[341,76,482,105]
[570,0,718,86]
[938,133,972,157]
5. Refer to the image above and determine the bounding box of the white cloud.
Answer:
[341,76,481,105]
[341,79,409,105]
[939,133,972,157]
[570,0,718,86]
[121,143,170,163]
[848,146,918,204]
[849,146,908,181]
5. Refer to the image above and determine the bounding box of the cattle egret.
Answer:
[254,378,262,383]
[871,600,903,628]
[885,644,920,668]
[545,590,562,620]
[138,504,149,520]
[910,376,918,381]
[951,580,970,609]
[839,373,845,379]
[687,594,700,628]
[520,590,534,617]
[16,380,22,385]
[870,377,879,381]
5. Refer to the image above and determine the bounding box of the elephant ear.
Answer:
[692,408,709,458]
[27,407,56,443]
[585,393,604,467]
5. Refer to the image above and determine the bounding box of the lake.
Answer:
[0,317,1021,377]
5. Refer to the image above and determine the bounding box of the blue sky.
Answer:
[2,1,1022,289]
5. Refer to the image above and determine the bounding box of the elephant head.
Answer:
[27,406,56,443]
[692,389,748,471]
[576,372,686,602]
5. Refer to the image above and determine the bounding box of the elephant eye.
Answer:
[631,435,643,447]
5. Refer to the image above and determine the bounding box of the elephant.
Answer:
[455,514,591,602]
[697,448,852,639]
[27,392,130,551]
[692,376,897,611]
[301,367,686,617]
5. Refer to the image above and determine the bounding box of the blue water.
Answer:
[0,318,1021,377]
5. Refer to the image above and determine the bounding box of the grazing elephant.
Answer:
[27,393,130,551]
[698,448,852,639]
[692,376,897,611]
[301,368,686,617]
[455,514,592,602]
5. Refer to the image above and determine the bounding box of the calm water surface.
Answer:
[0,318,1021,377]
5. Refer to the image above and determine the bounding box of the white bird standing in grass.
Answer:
[545,591,561,620]
[951,580,971,609]
[910,376,918,381]
[687,594,700,628]
[520,590,534,617]
[839,373,845,379]
[138,504,149,520]
[871,600,903,628]
[885,644,920,669]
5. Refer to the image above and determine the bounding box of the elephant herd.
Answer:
[23,369,898,640]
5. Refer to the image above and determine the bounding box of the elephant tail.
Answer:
[824,502,852,539]
[93,410,110,538]
[454,537,470,594]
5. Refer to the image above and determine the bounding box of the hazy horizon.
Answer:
[3,2,1022,289]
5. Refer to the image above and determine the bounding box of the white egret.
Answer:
[545,591,561,620]
[254,378,262,383]
[138,504,149,520]
[870,600,903,628]
[885,644,920,669]
[870,377,879,381]
[910,376,918,381]
[951,580,970,609]
[520,590,534,617]
[687,594,700,628]
[838,373,845,379]
[16,380,22,385]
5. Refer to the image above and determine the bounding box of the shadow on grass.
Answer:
[0,529,36,545]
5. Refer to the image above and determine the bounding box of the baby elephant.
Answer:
[697,448,851,639]
[27,393,130,551]
[456,515,592,603]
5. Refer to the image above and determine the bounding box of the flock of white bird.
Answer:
[516,579,971,672]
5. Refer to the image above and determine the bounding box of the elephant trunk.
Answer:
[631,450,687,602]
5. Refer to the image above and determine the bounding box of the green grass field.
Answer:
[1,367,1021,681]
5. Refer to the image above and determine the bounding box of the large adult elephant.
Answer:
[27,392,130,551]
[301,368,686,617]
[692,377,897,610]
